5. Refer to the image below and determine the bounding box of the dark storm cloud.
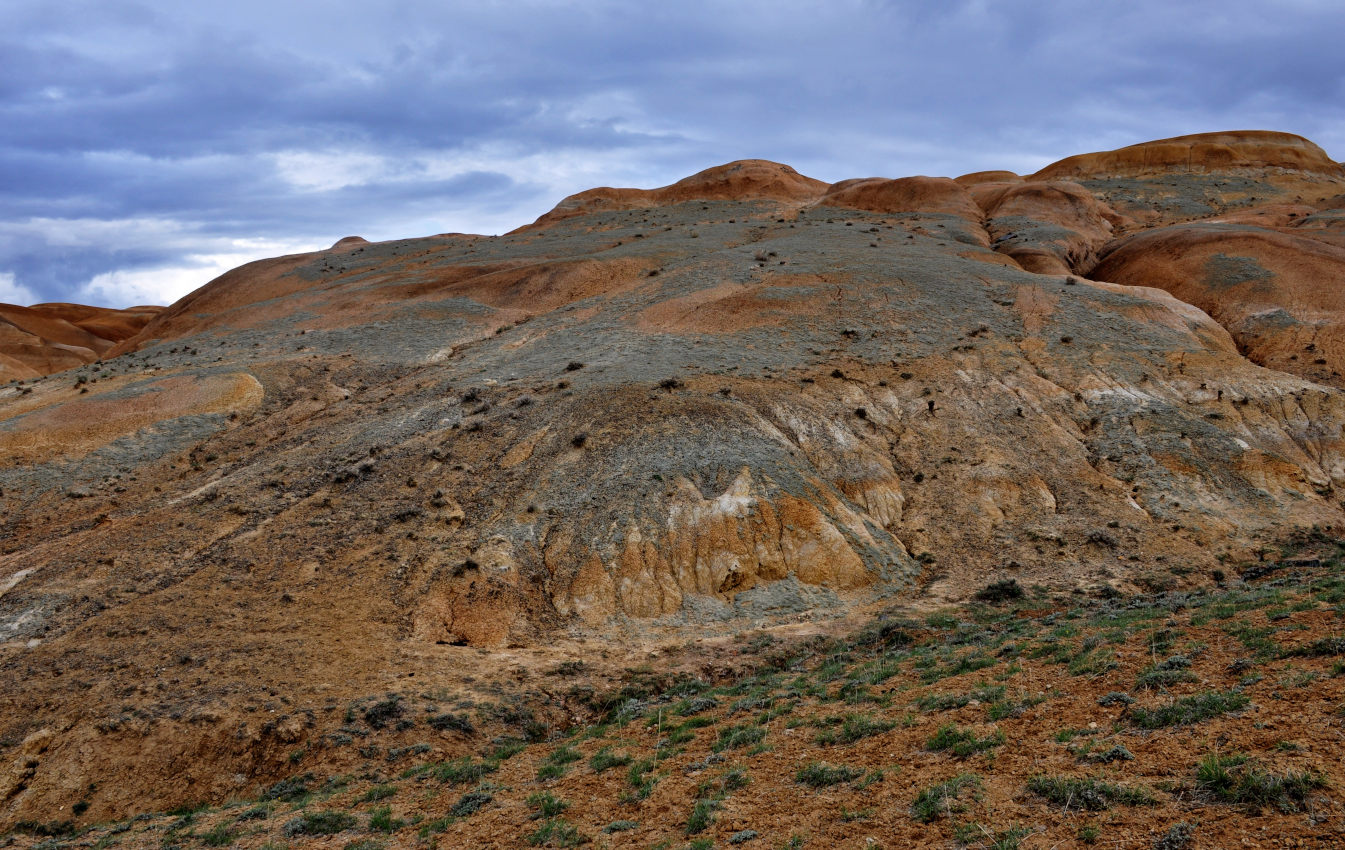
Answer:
[1,0,1342,306]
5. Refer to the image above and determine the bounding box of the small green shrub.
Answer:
[527,792,570,820]
[1283,636,1345,658]
[1026,775,1153,810]
[200,823,237,847]
[1129,690,1249,729]
[282,810,357,837]
[814,714,895,745]
[590,747,632,773]
[360,784,397,803]
[927,724,1005,757]
[974,580,1025,604]
[426,712,475,734]
[954,823,1031,850]
[911,773,981,823]
[796,762,864,788]
[449,791,493,818]
[686,798,719,834]
[1195,752,1327,811]
[433,757,498,784]
[368,805,405,833]
[713,724,766,752]
[527,818,586,847]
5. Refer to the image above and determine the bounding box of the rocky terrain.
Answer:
[2,130,1345,846]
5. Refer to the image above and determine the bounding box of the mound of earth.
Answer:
[2,130,1345,827]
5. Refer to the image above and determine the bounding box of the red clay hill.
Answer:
[2,131,1345,833]
[0,303,160,380]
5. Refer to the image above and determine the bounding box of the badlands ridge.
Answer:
[1,130,1344,823]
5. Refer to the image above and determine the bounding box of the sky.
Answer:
[2,0,1343,309]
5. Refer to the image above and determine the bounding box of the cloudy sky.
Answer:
[2,0,1343,308]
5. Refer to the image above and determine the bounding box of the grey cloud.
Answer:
[1,0,1343,306]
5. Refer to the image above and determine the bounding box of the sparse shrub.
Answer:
[449,791,493,817]
[360,784,397,803]
[527,791,570,820]
[624,758,659,801]
[603,820,638,833]
[911,773,981,823]
[796,762,863,788]
[814,713,895,745]
[283,810,357,837]
[1097,692,1134,707]
[590,747,632,773]
[1195,752,1326,811]
[686,798,719,834]
[527,818,586,847]
[364,696,404,729]
[954,823,1031,850]
[1283,636,1345,658]
[432,757,498,785]
[368,805,405,833]
[1153,823,1194,850]
[713,724,766,752]
[427,712,474,734]
[974,580,1024,604]
[1026,775,1153,810]
[200,823,236,847]
[926,723,1005,757]
[1129,690,1249,728]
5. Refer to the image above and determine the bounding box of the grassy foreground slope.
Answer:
[10,531,1345,849]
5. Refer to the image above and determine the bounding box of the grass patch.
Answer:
[449,791,493,818]
[526,792,570,820]
[1026,775,1153,810]
[1196,752,1327,811]
[431,757,498,785]
[589,747,632,773]
[527,818,586,847]
[927,723,1006,757]
[282,810,357,837]
[1129,690,1249,729]
[367,805,405,833]
[911,773,981,823]
[713,724,766,752]
[795,762,864,788]
[814,713,896,745]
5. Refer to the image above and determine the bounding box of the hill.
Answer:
[2,131,1345,843]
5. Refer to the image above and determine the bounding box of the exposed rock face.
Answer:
[2,129,1345,824]
[0,303,160,380]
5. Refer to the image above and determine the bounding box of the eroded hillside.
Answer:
[1,131,1344,827]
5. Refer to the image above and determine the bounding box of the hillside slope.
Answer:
[1,131,1344,828]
